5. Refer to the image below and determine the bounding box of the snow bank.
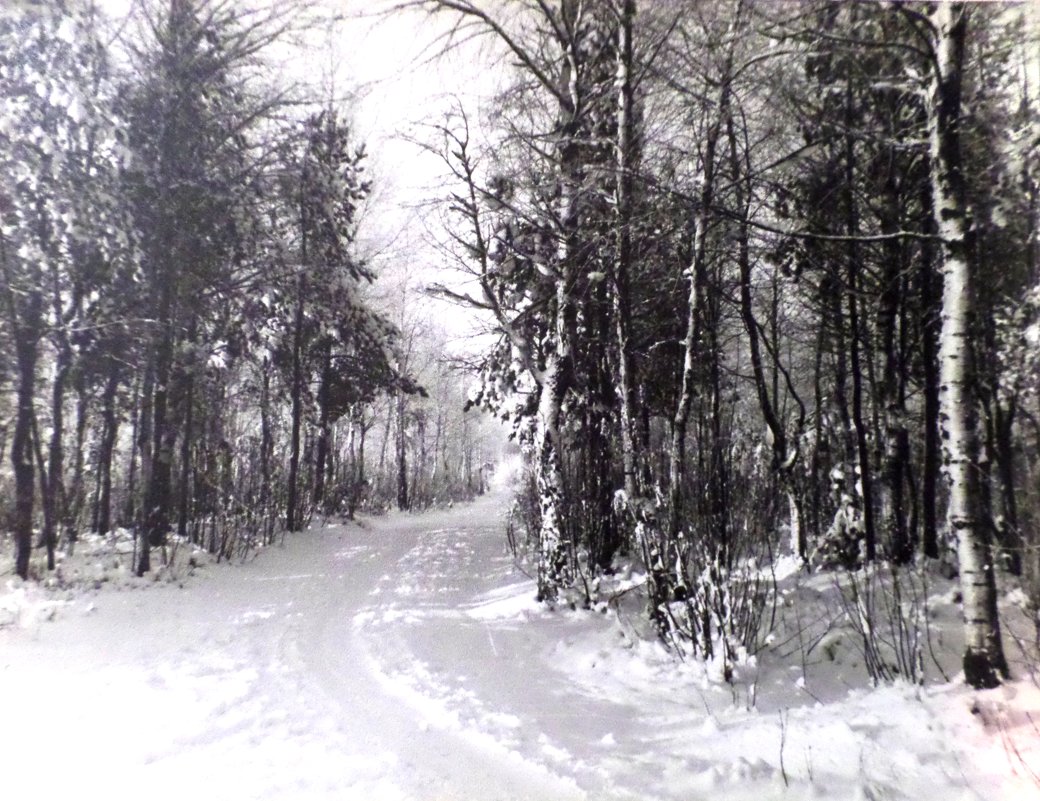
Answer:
[2,489,1037,801]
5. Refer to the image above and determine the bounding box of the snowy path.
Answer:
[2,485,1036,800]
[0,490,586,800]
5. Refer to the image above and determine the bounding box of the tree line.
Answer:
[0,1,499,584]
[421,0,1038,690]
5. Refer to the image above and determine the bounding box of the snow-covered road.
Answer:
[2,483,1036,801]
[0,489,591,800]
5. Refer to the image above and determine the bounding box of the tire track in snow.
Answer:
[287,498,588,801]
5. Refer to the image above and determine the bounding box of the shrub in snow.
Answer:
[834,563,933,686]
[658,537,773,683]
[812,491,865,571]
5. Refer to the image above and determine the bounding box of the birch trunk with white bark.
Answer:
[928,1,1008,688]
[534,0,582,602]
[613,0,640,506]
[534,348,568,602]
[669,73,726,544]
[610,0,670,618]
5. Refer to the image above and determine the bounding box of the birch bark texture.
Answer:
[534,8,582,602]
[927,1,1008,689]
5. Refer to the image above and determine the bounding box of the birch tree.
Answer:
[414,0,605,602]
[924,1,1008,688]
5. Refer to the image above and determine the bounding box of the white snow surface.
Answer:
[2,485,1038,801]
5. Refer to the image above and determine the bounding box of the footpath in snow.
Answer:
[1,481,1037,801]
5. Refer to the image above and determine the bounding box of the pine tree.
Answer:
[274,109,414,527]
[0,2,134,578]
[123,0,282,572]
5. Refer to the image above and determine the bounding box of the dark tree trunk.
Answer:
[808,319,828,545]
[140,322,175,574]
[94,360,120,536]
[919,198,942,560]
[414,411,427,508]
[844,81,876,563]
[829,268,856,488]
[878,168,912,563]
[396,391,409,511]
[177,359,195,542]
[312,342,332,510]
[705,273,730,559]
[376,396,393,497]
[287,273,306,532]
[589,278,619,570]
[357,415,367,487]
[43,334,72,569]
[9,287,43,580]
[848,282,876,562]
[123,368,148,530]
[347,407,367,520]
[991,397,1021,574]
[728,102,805,561]
[259,357,273,514]
[66,374,90,547]
[669,84,722,543]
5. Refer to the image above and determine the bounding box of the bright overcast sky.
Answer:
[328,2,502,265]
[326,1,506,345]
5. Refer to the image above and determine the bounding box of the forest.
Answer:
[419,0,1039,692]
[1,0,1039,737]
[0,0,503,583]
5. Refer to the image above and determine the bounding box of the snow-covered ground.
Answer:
[2,479,1038,800]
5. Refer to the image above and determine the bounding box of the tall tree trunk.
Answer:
[611,0,668,613]
[286,273,306,532]
[928,1,1008,688]
[612,0,642,506]
[991,397,1021,574]
[533,1,583,602]
[376,395,393,497]
[6,277,43,580]
[848,272,876,562]
[669,75,724,544]
[357,414,367,486]
[809,320,829,545]
[43,331,72,569]
[12,345,39,580]
[728,99,805,561]
[705,284,729,558]
[313,342,332,510]
[415,411,428,508]
[844,81,876,563]
[347,409,368,520]
[919,203,942,559]
[396,390,409,511]
[139,322,174,574]
[828,266,856,493]
[66,373,90,548]
[124,367,148,530]
[534,346,568,600]
[177,352,195,542]
[259,356,273,515]
[878,171,912,563]
[139,228,178,574]
[430,409,443,489]
[94,359,120,536]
